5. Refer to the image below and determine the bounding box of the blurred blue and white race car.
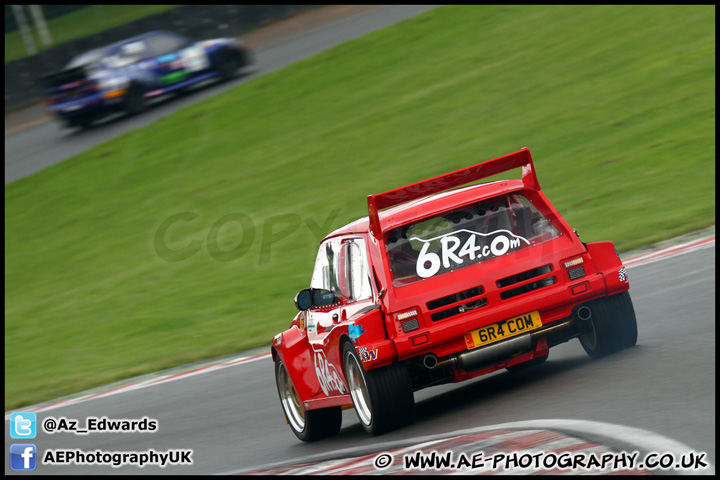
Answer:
[41,30,254,128]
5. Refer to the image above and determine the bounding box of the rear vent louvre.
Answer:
[500,276,556,300]
[497,264,552,288]
[430,298,487,321]
[401,318,420,333]
[427,285,486,322]
[427,285,484,310]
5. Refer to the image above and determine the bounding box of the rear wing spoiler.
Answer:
[367,147,540,237]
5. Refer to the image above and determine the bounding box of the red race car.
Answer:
[272,148,637,441]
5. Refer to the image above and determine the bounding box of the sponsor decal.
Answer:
[159,70,189,86]
[311,347,346,396]
[156,53,179,64]
[307,315,317,339]
[348,324,366,343]
[180,45,210,72]
[410,229,530,279]
[358,347,378,363]
[618,267,628,283]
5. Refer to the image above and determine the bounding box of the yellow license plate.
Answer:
[464,310,542,350]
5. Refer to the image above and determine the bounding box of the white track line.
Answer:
[623,236,714,269]
[5,352,269,418]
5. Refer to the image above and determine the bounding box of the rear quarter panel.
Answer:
[586,241,630,295]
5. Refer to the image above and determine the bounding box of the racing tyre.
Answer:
[274,357,342,442]
[506,353,548,373]
[123,85,147,116]
[217,48,244,80]
[66,115,93,130]
[342,341,414,435]
[579,291,638,359]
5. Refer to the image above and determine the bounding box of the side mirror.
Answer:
[294,288,339,311]
[312,288,339,307]
[294,289,313,311]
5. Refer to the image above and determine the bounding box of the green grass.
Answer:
[5,5,176,64]
[4,5,715,410]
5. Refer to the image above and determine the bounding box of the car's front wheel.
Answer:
[579,291,638,358]
[342,341,414,435]
[274,357,341,442]
[216,48,245,80]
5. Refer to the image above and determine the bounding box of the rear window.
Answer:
[385,193,560,286]
[65,48,107,69]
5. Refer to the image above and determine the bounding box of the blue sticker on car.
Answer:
[348,324,366,343]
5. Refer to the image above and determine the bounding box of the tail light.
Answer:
[563,256,586,280]
[395,308,421,334]
[396,309,417,321]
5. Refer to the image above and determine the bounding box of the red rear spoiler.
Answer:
[367,147,540,237]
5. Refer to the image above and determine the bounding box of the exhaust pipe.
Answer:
[422,312,587,373]
[423,353,458,370]
[422,335,532,372]
[576,305,592,322]
[423,354,438,369]
[457,334,532,371]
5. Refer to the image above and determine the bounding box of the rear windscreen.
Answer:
[385,193,560,286]
[65,48,107,69]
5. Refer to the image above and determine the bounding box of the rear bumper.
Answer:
[393,271,622,362]
[426,314,582,373]
[48,92,124,120]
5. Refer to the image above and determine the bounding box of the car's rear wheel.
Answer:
[66,115,93,129]
[579,291,638,358]
[274,357,341,442]
[342,341,414,435]
[123,84,147,116]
